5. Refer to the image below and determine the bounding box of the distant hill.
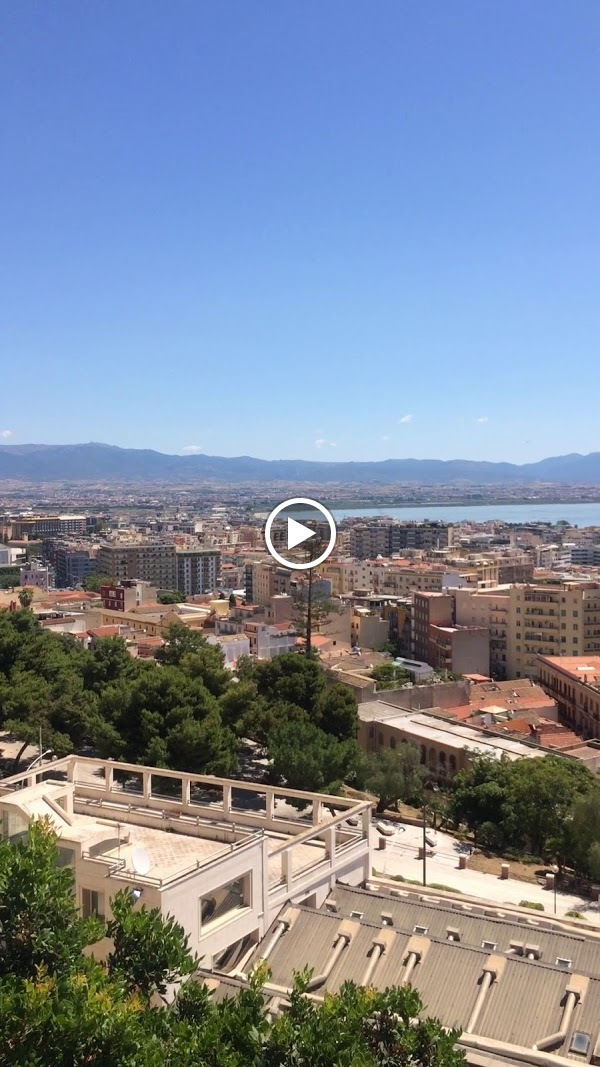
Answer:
[0,442,600,484]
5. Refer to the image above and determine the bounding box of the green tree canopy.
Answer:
[363,744,426,813]
[157,590,187,604]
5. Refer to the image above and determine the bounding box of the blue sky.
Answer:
[1,2,599,464]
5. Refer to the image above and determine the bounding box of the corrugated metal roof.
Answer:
[328,885,600,978]
[251,904,600,1058]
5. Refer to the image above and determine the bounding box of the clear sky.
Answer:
[2,2,599,464]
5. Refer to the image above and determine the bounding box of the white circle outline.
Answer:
[264,497,337,571]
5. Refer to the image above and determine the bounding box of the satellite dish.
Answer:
[131,846,151,876]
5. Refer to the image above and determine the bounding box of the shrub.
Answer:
[519,899,544,911]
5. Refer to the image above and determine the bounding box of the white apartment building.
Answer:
[0,756,373,971]
[244,622,297,659]
[176,548,221,596]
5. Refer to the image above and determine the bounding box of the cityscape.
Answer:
[3,2,600,1065]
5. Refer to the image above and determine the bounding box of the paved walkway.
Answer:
[373,821,600,925]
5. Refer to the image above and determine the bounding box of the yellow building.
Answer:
[506,581,600,679]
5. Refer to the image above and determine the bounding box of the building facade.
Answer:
[176,548,221,596]
[97,543,177,590]
[0,756,372,971]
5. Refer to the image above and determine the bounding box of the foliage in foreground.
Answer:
[0,822,464,1067]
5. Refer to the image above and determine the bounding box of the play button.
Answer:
[264,497,337,571]
[287,517,316,551]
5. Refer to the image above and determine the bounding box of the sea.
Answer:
[330,503,600,527]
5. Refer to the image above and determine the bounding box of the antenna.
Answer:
[131,846,151,876]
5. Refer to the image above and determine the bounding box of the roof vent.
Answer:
[482,940,497,951]
[350,910,364,919]
[555,956,572,969]
[381,912,394,926]
[325,900,338,913]
[524,943,541,960]
[413,924,428,935]
[446,927,460,942]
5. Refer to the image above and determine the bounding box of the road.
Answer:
[374,821,600,924]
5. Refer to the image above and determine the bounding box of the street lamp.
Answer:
[552,863,559,914]
[26,746,53,772]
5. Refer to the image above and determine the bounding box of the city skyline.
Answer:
[2,2,600,462]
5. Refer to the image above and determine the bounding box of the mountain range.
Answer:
[1,443,600,484]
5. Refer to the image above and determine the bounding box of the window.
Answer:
[82,888,104,920]
[561,610,566,617]
[569,1033,590,1056]
[200,876,249,930]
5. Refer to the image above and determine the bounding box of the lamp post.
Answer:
[26,749,53,772]
[422,800,427,886]
[552,863,559,915]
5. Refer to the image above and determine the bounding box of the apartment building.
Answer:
[454,587,511,678]
[537,655,600,737]
[97,542,177,590]
[10,514,92,538]
[428,624,489,677]
[53,544,98,588]
[350,608,390,649]
[412,591,454,662]
[506,581,600,679]
[176,548,221,596]
[20,561,52,592]
[244,621,297,659]
[0,756,372,971]
[244,561,291,606]
[349,522,449,559]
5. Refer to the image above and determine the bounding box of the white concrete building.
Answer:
[0,756,373,970]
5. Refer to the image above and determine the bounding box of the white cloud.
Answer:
[314,439,337,449]
[0,429,12,439]
[181,444,204,454]
[398,414,414,424]
[475,416,489,424]
[380,434,391,441]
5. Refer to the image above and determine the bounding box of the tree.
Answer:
[363,745,425,813]
[563,788,600,877]
[82,573,112,592]
[450,753,597,860]
[17,588,33,609]
[267,718,362,795]
[228,593,236,608]
[247,653,326,715]
[107,889,196,999]
[316,682,359,740]
[156,622,213,667]
[157,590,187,604]
[291,566,341,656]
[0,819,103,980]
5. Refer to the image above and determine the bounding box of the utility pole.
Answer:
[422,801,427,886]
